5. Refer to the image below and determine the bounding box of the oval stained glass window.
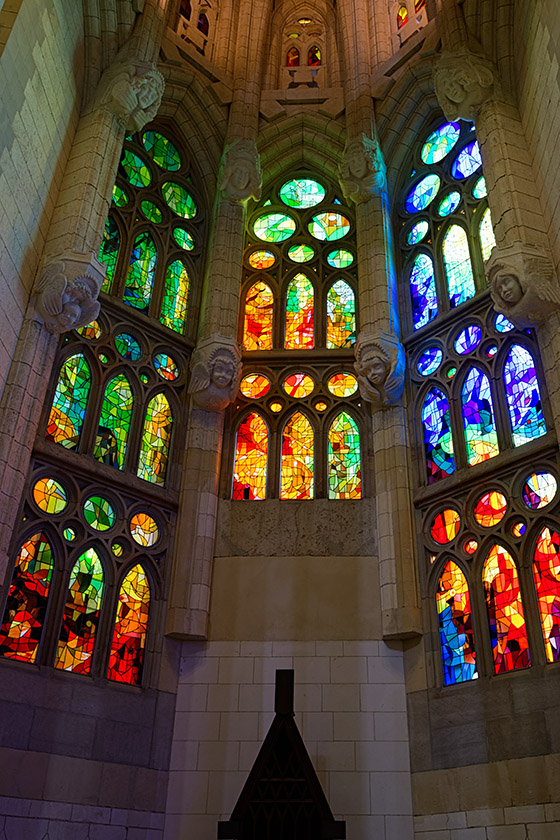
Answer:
[240,373,271,399]
[112,185,128,207]
[438,191,461,216]
[405,175,441,213]
[523,472,558,509]
[140,201,162,224]
[279,179,326,208]
[451,141,483,179]
[495,313,515,333]
[327,248,354,268]
[154,353,180,381]
[33,478,67,514]
[511,522,526,537]
[249,250,276,269]
[115,333,142,361]
[464,539,478,555]
[84,496,115,531]
[130,512,159,546]
[76,321,102,340]
[162,182,197,218]
[142,130,181,170]
[254,213,296,243]
[473,177,487,199]
[63,527,76,542]
[474,491,508,527]
[454,325,482,355]
[421,122,461,164]
[269,401,283,413]
[283,373,314,398]
[431,509,461,544]
[417,347,443,376]
[173,228,195,251]
[121,150,151,187]
[327,372,358,397]
[288,244,315,263]
[407,220,429,245]
[308,212,350,241]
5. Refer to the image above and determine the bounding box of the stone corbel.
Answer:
[33,251,106,334]
[433,48,498,121]
[188,334,242,410]
[354,331,405,410]
[339,134,387,205]
[94,56,165,132]
[486,241,560,328]
[217,139,262,205]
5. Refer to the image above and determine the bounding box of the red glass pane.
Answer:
[232,413,268,500]
[482,545,530,674]
[107,564,150,684]
[431,509,460,544]
[473,491,507,527]
[533,527,560,663]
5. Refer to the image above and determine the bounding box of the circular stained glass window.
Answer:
[162,182,197,218]
[421,122,461,164]
[130,512,159,546]
[283,373,314,398]
[240,373,271,399]
[249,250,276,269]
[486,344,498,358]
[112,542,124,557]
[140,373,149,384]
[405,175,441,213]
[474,491,507,527]
[430,509,461,544]
[446,366,457,379]
[451,141,482,179]
[84,496,116,531]
[98,353,109,363]
[464,539,478,555]
[140,201,162,223]
[254,213,296,243]
[473,177,487,199]
[112,185,128,207]
[154,353,180,381]
[327,248,354,268]
[270,401,283,413]
[115,333,142,361]
[33,478,67,514]
[121,150,151,187]
[511,521,526,537]
[417,348,443,376]
[315,401,327,412]
[142,130,182,171]
[173,228,195,251]
[523,472,558,509]
[279,178,326,208]
[63,527,76,542]
[327,372,358,397]
[407,220,429,245]
[495,313,515,333]
[288,244,315,263]
[454,325,482,355]
[76,321,102,340]
[308,212,350,241]
[438,191,461,217]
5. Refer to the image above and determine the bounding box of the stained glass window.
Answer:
[107,564,150,685]
[474,491,507,527]
[232,413,268,500]
[254,213,296,242]
[285,274,314,349]
[161,260,190,333]
[431,509,461,544]
[397,5,408,28]
[308,46,321,66]
[523,472,557,509]
[279,179,325,208]
[327,248,353,268]
[197,12,209,34]
[462,368,499,466]
[479,207,496,261]
[54,547,104,674]
[47,354,91,450]
[280,412,314,499]
[162,182,197,218]
[137,393,173,484]
[121,150,151,187]
[443,225,475,308]
[421,123,460,164]
[406,175,441,213]
[436,561,477,685]
[0,533,54,663]
[422,388,455,482]
[482,544,530,674]
[409,253,437,329]
[142,131,181,171]
[454,325,482,355]
[240,373,271,399]
[154,353,180,381]
[130,512,159,546]
[283,373,314,398]
[451,141,482,179]
[503,345,546,446]
[115,333,142,361]
[287,46,300,66]
[417,348,443,376]
[124,232,157,312]
[243,281,274,350]
[99,216,120,293]
[249,250,276,269]
[308,212,350,241]
[326,280,356,348]
[533,527,560,663]
[328,412,361,499]
[288,244,315,263]
[33,478,67,514]
[327,372,358,397]
[94,374,134,469]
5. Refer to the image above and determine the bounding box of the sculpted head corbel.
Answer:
[188,335,243,410]
[433,49,497,121]
[354,332,405,410]
[34,251,105,334]
[339,134,387,205]
[95,58,165,132]
[218,139,262,204]
[486,241,560,328]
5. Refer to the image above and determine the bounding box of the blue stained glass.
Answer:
[437,561,477,685]
[417,348,443,376]
[495,313,515,333]
[454,325,482,355]
[473,177,487,199]
[438,191,461,216]
[410,253,437,329]
[451,141,483,179]
[407,220,429,245]
[421,122,461,164]
[504,345,547,446]
[422,388,455,482]
[443,225,475,308]
[462,367,499,466]
[406,175,441,213]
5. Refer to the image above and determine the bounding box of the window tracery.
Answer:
[281,14,326,87]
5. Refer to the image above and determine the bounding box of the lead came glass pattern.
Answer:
[47,354,91,450]
[503,345,546,446]
[482,544,530,674]
[436,561,477,685]
[137,393,173,484]
[280,412,314,499]
[533,527,560,663]
[462,368,499,466]
[417,348,443,376]
[54,547,104,674]
[33,478,67,514]
[279,179,326,208]
[124,232,157,312]
[285,274,314,348]
[254,213,296,242]
[406,175,441,213]
[326,280,356,348]
[142,130,181,171]
[409,253,437,329]
[232,413,268,500]
[443,225,475,308]
[161,260,190,333]
[107,564,150,685]
[94,374,134,469]
[243,282,274,350]
[99,216,121,293]
[523,472,557,509]
[421,122,461,164]
[422,388,455,482]
[328,412,361,499]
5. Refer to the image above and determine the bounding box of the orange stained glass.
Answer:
[533,526,560,662]
[287,46,300,66]
[232,413,268,500]
[464,539,478,555]
[482,544,530,674]
[107,564,150,685]
[327,372,358,397]
[315,401,327,412]
[280,412,314,500]
[240,373,271,399]
[55,547,104,674]
[249,250,275,270]
[243,281,274,351]
[285,273,314,349]
[270,401,283,413]
[283,372,314,398]
[308,45,321,65]
[397,5,408,28]
[431,509,461,544]
[474,491,508,527]
[436,560,477,685]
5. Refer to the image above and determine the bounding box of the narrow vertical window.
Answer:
[328,412,361,499]
[107,564,150,685]
[47,354,91,450]
[55,547,105,674]
[326,280,356,348]
[462,367,499,465]
[180,0,191,18]
[503,344,546,446]
[409,253,437,329]
[243,281,274,350]
[533,526,560,663]
[308,46,321,65]
[197,13,209,35]
[285,273,314,349]
[479,207,496,262]
[232,413,268,500]
[161,259,190,334]
[443,225,475,308]
[137,393,173,485]
[124,232,157,312]
[482,544,530,674]
[422,388,455,482]
[94,373,134,469]
[280,412,314,499]
[436,560,477,685]
[99,216,121,293]
[0,533,54,663]
[397,5,408,28]
[287,47,300,66]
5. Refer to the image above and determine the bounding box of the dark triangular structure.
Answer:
[218,670,346,840]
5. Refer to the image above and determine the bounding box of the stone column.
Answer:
[0,0,169,580]
[166,0,273,638]
[338,0,422,639]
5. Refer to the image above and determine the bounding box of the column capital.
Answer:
[94,57,165,132]
[354,331,405,410]
[339,134,387,205]
[33,250,105,334]
[218,139,262,205]
[486,241,560,328]
[188,334,243,410]
[433,48,497,121]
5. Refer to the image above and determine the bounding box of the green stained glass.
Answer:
[162,182,197,219]
[140,374,149,384]
[83,495,116,531]
[94,374,134,469]
[328,411,361,499]
[154,353,180,381]
[308,212,350,241]
[76,321,102,340]
[47,354,91,450]
[443,224,475,308]
[327,280,356,348]
[137,393,173,485]
[54,547,104,674]
[421,122,461,164]
[99,215,120,293]
[112,185,128,207]
[142,130,182,171]
[124,232,157,312]
[161,260,190,334]
[115,333,142,361]
[279,178,326,208]
[254,213,296,243]
[121,149,151,187]
[141,201,163,223]
[112,543,124,557]
[479,207,496,261]
[173,227,195,251]
[407,220,429,245]
[33,478,67,514]
[63,528,76,541]
[288,244,315,263]
[327,248,353,268]
[473,177,487,199]
[98,353,109,364]
[285,273,314,349]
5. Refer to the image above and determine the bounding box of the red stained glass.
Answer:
[243,281,274,351]
[464,539,478,555]
[280,412,314,499]
[431,509,461,544]
[287,46,300,66]
[232,413,268,500]
[473,491,507,527]
[397,5,408,28]
[55,547,104,674]
[107,564,150,684]
[482,544,530,674]
[533,527,560,663]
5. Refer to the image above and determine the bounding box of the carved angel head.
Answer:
[354,333,405,409]
[433,50,495,121]
[487,241,559,327]
[339,134,386,203]
[218,139,262,204]
[189,336,242,410]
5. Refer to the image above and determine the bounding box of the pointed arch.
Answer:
[285,273,314,349]
[287,46,300,66]
[443,224,475,308]
[421,387,455,482]
[161,259,190,334]
[94,372,134,469]
[503,344,546,446]
[482,544,530,674]
[99,215,121,294]
[533,526,560,663]
[197,12,209,35]
[436,560,477,685]
[232,412,268,500]
[409,252,437,330]
[123,231,157,312]
[107,563,151,685]
[46,353,92,450]
[280,411,314,499]
[137,392,173,485]
[461,367,499,465]
[308,46,321,66]
[397,5,408,28]
[326,279,356,348]
[327,411,361,499]
[243,280,274,350]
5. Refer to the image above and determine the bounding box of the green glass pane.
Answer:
[33,477,67,514]
[473,177,487,199]
[154,353,180,381]
[140,374,149,384]
[115,332,142,361]
[142,130,182,171]
[124,232,157,312]
[288,244,315,263]
[112,185,128,207]
[140,200,162,223]
[327,280,356,348]
[254,213,296,243]
[173,227,195,251]
[161,260,190,334]
[137,393,173,485]
[46,354,91,450]
[75,321,102,340]
[279,178,326,208]
[308,212,350,241]
[120,149,151,187]
[54,547,104,674]
[327,248,353,268]
[94,374,134,469]
[63,527,76,541]
[328,412,361,499]
[83,495,116,531]
[98,353,109,363]
[162,182,197,219]
[99,215,120,293]
[443,224,475,307]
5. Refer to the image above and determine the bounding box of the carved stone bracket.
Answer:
[188,334,242,410]
[94,57,165,132]
[433,48,497,121]
[33,251,106,334]
[218,139,262,205]
[354,331,405,410]
[339,134,387,205]
[486,241,560,328]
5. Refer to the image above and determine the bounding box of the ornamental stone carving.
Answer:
[218,139,262,204]
[34,251,106,334]
[95,57,165,132]
[433,49,496,121]
[339,134,387,204]
[189,335,243,410]
[486,241,560,328]
[354,331,405,410]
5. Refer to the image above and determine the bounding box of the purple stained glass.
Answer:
[504,344,546,446]
[405,175,441,213]
[417,347,443,376]
[451,141,483,179]
[454,325,482,355]
[462,367,499,466]
[409,253,437,330]
[422,388,455,483]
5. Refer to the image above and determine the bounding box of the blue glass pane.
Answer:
[422,388,455,483]
[417,347,443,376]
[438,191,461,216]
[405,175,441,213]
[504,345,547,446]
[454,325,482,355]
[407,220,429,245]
[451,141,483,179]
[473,177,487,199]
[495,313,515,333]
[421,122,461,164]
[462,368,499,465]
[443,225,475,308]
[410,253,437,330]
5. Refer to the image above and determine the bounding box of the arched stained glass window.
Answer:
[462,367,499,466]
[137,393,173,485]
[287,46,300,66]
[308,46,321,65]
[326,280,356,348]
[533,526,560,663]
[197,12,209,35]
[397,5,408,28]
[328,412,361,499]
[280,412,314,499]
[243,281,274,350]
[161,259,190,334]
[443,225,475,308]
[47,354,91,450]
[482,544,530,674]
[0,533,54,663]
[479,207,496,262]
[503,345,546,446]
[107,564,150,685]
[285,273,314,349]
[93,373,134,469]
[180,0,191,19]
[123,231,157,312]
[54,547,104,674]
[232,413,268,500]
[99,216,120,293]
[436,560,477,685]
[422,388,455,482]
[409,253,437,330]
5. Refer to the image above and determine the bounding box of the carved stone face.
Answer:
[441,69,469,105]
[135,74,160,110]
[347,145,368,180]
[496,273,523,305]
[230,162,251,191]
[211,357,235,388]
[363,354,388,386]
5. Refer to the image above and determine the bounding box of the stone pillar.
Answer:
[0,0,169,579]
